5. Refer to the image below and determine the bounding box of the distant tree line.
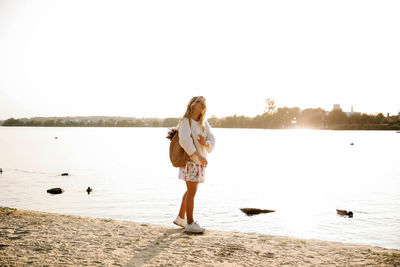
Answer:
[1,118,158,127]
[206,108,400,130]
[2,99,400,130]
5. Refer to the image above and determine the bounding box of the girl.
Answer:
[173,96,216,233]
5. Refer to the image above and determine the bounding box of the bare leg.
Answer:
[178,191,187,219]
[185,181,199,224]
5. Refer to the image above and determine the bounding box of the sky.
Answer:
[0,0,399,120]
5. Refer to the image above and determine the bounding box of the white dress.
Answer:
[177,118,216,183]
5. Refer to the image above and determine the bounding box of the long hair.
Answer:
[178,96,207,132]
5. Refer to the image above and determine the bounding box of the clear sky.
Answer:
[0,0,399,120]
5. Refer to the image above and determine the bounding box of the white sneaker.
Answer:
[184,221,205,233]
[173,215,187,228]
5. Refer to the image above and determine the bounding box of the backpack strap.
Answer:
[188,117,193,140]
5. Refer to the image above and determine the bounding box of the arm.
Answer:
[204,120,216,153]
[178,118,196,156]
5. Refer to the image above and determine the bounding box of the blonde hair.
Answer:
[178,96,207,132]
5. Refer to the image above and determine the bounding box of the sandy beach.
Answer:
[0,207,399,266]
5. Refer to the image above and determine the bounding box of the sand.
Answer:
[0,207,399,266]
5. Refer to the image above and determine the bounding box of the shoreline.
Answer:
[1,207,399,266]
[2,125,400,131]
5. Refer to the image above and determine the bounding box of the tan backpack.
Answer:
[169,118,193,167]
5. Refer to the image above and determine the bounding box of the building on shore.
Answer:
[325,104,361,117]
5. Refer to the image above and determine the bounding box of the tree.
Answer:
[360,113,374,125]
[2,118,24,126]
[264,98,276,115]
[43,120,56,126]
[327,109,347,127]
[25,120,42,126]
[207,116,219,128]
[348,113,361,124]
[162,118,180,127]
[299,108,325,128]
[375,113,385,124]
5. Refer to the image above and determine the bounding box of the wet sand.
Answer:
[0,207,399,266]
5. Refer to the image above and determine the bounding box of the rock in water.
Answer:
[240,208,275,216]
[86,186,92,194]
[47,188,64,194]
[336,209,353,217]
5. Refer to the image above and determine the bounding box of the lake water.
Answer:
[0,127,399,249]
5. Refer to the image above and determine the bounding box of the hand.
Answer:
[197,134,208,148]
[198,154,208,168]
[194,151,208,167]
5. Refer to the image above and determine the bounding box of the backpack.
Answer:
[168,118,192,167]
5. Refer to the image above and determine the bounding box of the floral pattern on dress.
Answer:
[179,159,205,183]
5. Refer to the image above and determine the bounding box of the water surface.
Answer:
[0,127,399,249]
